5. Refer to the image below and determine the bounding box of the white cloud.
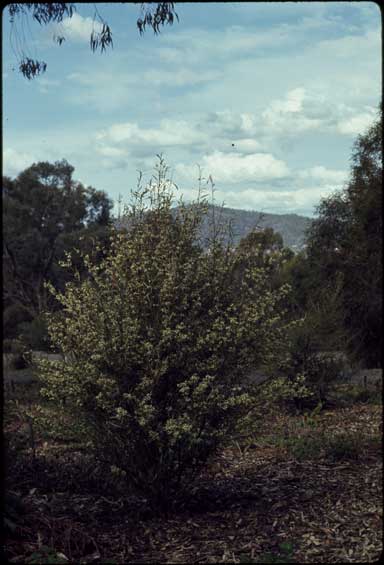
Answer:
[177,185,311,216]
[273,87,306,113]
[173,157,347,216]
[262,88,325,133]
[222,188,298,213]
[337,110,377,135]
[206,182,343,216]
[176,150,290,184]
[298,166,347,184]
[94,115,270,171]
[292,183,345,214]
[206,110,258,135]
[94,145,130,170]
[58,13,102,43]
[231,139,262,153]
[3,148,36,177]
[97,146,127,158]
[261,88,378,138]
[97,120,203,147]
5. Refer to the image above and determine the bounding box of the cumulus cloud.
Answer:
[221,188,299,214]
[176,150,290,184]
[3,148,36,177]
[94,116,267,165]
[262,88,326,133]
[271,87,306,113]
[298,165,347,184]
[231,139,262,153]
[337,110,377,135]
[261,88,378,137]
[292,184,345,214]
[97,120,204,147]
[172,156,347,216]
[206,110,258,136]
[57,13,102,43]
[177,185,315,216]
[97,146,127,158]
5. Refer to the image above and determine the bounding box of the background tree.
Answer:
[237,227,284,257]
[235,227,294,293]
[278,251,312,316]
[3,159,113,347]
[306,107,382,368]
[7,3,179,79]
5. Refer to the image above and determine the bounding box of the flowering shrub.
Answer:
[38,158,294,508]
[262,373,314,405]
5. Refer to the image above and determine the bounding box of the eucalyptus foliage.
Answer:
[306,108,382,367]
[39,157,293,507]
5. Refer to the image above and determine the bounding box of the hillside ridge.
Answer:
[116,204,313,251]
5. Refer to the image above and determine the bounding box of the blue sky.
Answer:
[3,2,381,217]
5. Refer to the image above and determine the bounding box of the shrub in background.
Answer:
[38,157,295,509]
[18,314,51,351]
[278,311,346,411]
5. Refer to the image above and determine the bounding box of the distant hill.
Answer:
[194,205,312,251]
[116,205,312,251]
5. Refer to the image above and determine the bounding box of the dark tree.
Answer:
[3,160,113,342]
[7,3,179,79]
[306,107,382,367]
